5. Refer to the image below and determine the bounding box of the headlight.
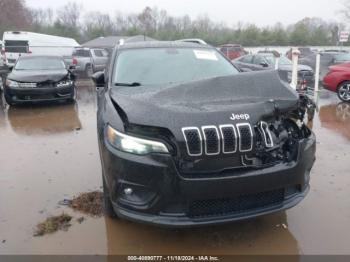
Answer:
[6,79,19,88]
[57,80,74,88]
[106,125,169,155]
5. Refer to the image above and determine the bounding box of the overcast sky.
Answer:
[26,0,343,26]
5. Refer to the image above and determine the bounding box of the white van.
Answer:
[2,31,80,67]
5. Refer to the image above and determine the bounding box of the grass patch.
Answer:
[34,213,72,237]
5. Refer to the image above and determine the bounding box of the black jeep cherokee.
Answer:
[94,41,316,227]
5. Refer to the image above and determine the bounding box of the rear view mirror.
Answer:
[92,71,105,88]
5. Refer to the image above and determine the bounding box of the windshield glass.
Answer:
[263,55,291,66]
[113,48,239,86]
[15,57,66,70]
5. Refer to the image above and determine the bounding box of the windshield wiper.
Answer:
[114,82,141,87]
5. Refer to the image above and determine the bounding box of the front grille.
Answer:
[189,189,285,218]
[202,126,220,155]
[182,128,202,156]
[182,123,253,156]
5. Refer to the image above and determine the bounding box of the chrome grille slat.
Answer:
[202,126,220,155]
[182,127,203,156]
[219,125,237,154]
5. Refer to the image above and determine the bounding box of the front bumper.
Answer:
[99,132,316,227]
[5,85,74,103]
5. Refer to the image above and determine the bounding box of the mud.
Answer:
[69,191,104,217]
[34,214,72,237]
[0,81,350,255]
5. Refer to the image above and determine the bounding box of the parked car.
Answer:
[233,54,315,87]
[300,52,350,80]
[323,63,350,102]
[219,44,247,60]
[2,31,79,68]
[3,55,76,105]
[92,41,316,227]
[72,47,109,77]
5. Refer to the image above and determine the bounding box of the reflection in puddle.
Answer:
[105,212,299,255]
[319,102,350,140]
[7,103,82,135]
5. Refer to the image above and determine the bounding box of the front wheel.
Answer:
[337,81,350,103]
[67,86,77,103]
[4,90,14,106]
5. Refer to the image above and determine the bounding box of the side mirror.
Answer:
[92,71,105,88]
[260,62,269,68]
[69,65,76,70]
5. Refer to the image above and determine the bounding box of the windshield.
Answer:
[263,55,291,66]
[113,48,239,86]
[15,57,66,70]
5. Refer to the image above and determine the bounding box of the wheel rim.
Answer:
[338,84,350,101]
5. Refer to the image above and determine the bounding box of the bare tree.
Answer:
[0,0,31,35]
[56,2,82,28]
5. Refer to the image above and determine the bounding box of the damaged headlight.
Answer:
[56,80,74,88]
[106,125,169,155]
[6,79,19,88]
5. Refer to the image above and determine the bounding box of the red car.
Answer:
[323,63,350,102]
[219,44,247,60]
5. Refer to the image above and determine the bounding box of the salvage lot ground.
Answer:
[0,80,350,255]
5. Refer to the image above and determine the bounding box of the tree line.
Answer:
[0,0,348,46]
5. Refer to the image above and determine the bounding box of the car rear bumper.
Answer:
[5,85,75,103]
[99,130,316,227]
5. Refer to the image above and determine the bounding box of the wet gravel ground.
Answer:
[0,80,350,255]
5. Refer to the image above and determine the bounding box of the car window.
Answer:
[94,50,104,57]
[240,55,253,63]
[5,40,29,53]
[253,55,267,65]
[15,57,66,70]
[73,49,91,57]
[113,48,239,86]
[220,47,228,53]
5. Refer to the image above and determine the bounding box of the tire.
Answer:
[102,176,117,218]
[4,89,14,106]
[85,64,93,78]
[337,81,350,103]
[67,86,77,103]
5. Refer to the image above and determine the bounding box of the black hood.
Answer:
[110,70,299,135]
[8,69,68,83]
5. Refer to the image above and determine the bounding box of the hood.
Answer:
[110,70,299,136]
[8,69,68,83]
